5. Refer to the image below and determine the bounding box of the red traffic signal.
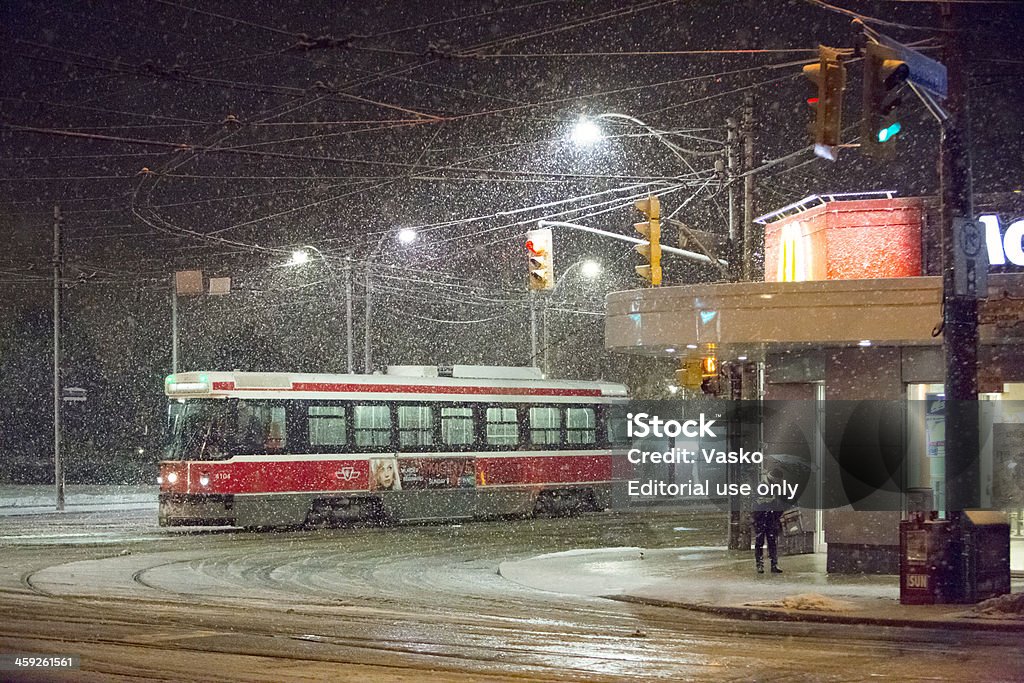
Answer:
[525,228,554,291]
[802,45,846,162]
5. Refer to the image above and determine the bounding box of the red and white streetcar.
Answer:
[158,365,628,528]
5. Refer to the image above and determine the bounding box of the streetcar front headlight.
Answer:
[166,471,178,484]
[199,475,210,487]
[157,475,163,485]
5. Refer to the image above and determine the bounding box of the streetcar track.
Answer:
[5,568,1005,663]
[4,512,1022,681]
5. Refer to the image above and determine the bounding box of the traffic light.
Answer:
[525,228,554,290]
[676,359,702,390]
[699,355,720,395]
[634,195,662,286]
[700,355,717,378]
[802,45,846,161]
[861,42,909,159]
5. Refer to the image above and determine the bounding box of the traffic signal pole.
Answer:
[53,205,64,512]
[939,2,980,514]
[536,221,727,267]
[742,94,755,281]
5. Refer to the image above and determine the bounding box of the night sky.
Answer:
[1,0,1023,480]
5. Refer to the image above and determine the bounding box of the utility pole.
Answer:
[726,117,740,281]
[742,94,755,281]
[542,299,550,377]
[170,276,178,375]
[52,205,64,512]
[364,266,372,373]
[939,2,979,514]
[529,292,538,368]
[725,98,755,547]
[345,259,354,374]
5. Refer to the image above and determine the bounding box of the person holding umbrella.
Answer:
[751,467,786,574]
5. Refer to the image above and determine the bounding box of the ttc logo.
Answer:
[335,466,360,481]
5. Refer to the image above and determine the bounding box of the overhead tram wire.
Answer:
[373,181,697,253]
[203,178,402,238]
[349,0,570,41]
[389,308,518,326]
[96,10,432,255]
[0,95,217,128]
[371,274,528,305]
[297,0,676,96]
[6,6,823,272]
[2,122,694,178]
[458,48,821,59]
[4,125,708,183]
[802,0,948,31]
[456,0,676,57]
[10,41,445,133]
[149,0,571,45]
[109,12,439,256]
[415,182,695,258]
[6,35,806,160]
[439,58,812,124]
[643,70,809,117]
[355,180,679,240]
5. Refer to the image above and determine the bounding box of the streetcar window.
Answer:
[485,407,518,446]
[529,406,561,445]
[238,402,287,453]
[441,407,474,446]
[606,406,630,446]
[165,400,235,461]
[399,405,433,447]
[308,405,347,446]
[166,399,286,459]
[565,407,596,445]
[353,405,391,447]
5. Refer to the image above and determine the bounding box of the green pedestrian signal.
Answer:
[877,122,902,143]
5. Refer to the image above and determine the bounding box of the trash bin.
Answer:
[899,515,960,605]
[778,508,814,555]
[959,510,1011,603]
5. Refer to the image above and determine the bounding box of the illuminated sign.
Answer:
[981,214,1024,267]
[777,221,810,282]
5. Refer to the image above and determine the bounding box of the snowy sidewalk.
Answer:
[0,485,158,516]
[500,545,1024,631]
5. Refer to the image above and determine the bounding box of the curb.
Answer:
[605,593,1024,632]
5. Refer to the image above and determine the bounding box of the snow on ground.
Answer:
[745,593,860,613]
[0,485,157,515]
[969,592,1024,618]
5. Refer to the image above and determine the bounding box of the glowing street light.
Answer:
[286,245,353,372]
[397,227,418,245]
[571,118,603,146]
[289,249,311,266]
[579,259,602,279]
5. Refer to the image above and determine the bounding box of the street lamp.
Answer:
[363,228,421,372]
[568,113,731,279]
[570,118,604,147]
[579,259,602,280]
[538,258,604,377]
[288,245,354,373]
[571,113,722,162]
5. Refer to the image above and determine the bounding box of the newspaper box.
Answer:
[899,517,959,605]
[959,510,1011,603]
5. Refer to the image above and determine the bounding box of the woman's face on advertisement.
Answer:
[377,461,395,488]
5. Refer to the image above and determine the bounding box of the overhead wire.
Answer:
[3,0,868,283]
